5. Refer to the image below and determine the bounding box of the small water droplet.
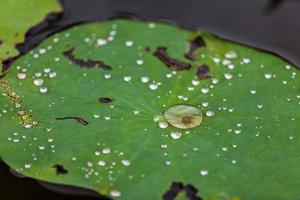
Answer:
[24,164,32,169]
[133,110,140,115]
[149,83,158,90]
[98,160,106,166]
[264,73,272,79]
[257,104,263,109]
[187,86,194,91]
[49,72,57,78]
[224,73,233,80]
[96,39,107,46]
[158,121,168,129]
[39,86,48,93]
[125,41,133,47]
[213,57,221,64]
[153,115,163,122]
[222,147,228,151]
[123,76,132,82]
[200,170,208,176]
[148,23,156,28]
[242,58,251,64]
[93,114,100,118]
[225,51,238,59]
[44,68,51,73]
[165,161,172,165]
[192,80,200,86]
[140,76,149,83]
[102,148,111,154]
[228,64,235,69]
[110,189,121,198]
[170,131,181,139]
[121,160,130,166]
[205,111,214,117]
[222,59,231,66]
[201,88,209,94]
[234,129,241,134]
[136,59,144,65]
[17,73,26,80]
[202,102,209,107]
[39,145,45,150]
[34,72,42,77]
[34,79,44,86]
[104,74,111,79]
[166,73,172,78]
[212,78,219,84]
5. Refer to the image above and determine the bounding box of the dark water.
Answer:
[1,0,300,199]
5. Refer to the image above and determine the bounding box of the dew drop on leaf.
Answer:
[164,105,202,129]
[170,131,182,139]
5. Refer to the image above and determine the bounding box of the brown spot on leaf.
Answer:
[0,40,3,46]
[99,97,114,103]
[163,182,184,200]
[185,184,203,200]
[185,36,206,61]
[52,164,68,175]
[56,116,89,126]
[182,116,194,125]
[144,46,151,52]
[196,64,211,80]
[154,47,192,71]
[2,57,16,73]
[163,182,203,200]
[63,47,112,70]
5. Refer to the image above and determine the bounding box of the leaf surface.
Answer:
[0,19,299,200]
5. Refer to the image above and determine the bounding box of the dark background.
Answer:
[1,0,300,199]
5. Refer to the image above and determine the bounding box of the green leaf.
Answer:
[0,0,61,61]
[0,19,299,200]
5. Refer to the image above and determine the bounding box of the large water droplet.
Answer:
[164,105,202,129]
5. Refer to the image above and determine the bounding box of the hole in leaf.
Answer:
[196,64,211,80]
[52,164,68,175]
[63,47,112,70]
[56,116,89,126]
[163,182,203,200]
[153,47,192,71]
[99,97,114,103]
[185,35,206,60]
